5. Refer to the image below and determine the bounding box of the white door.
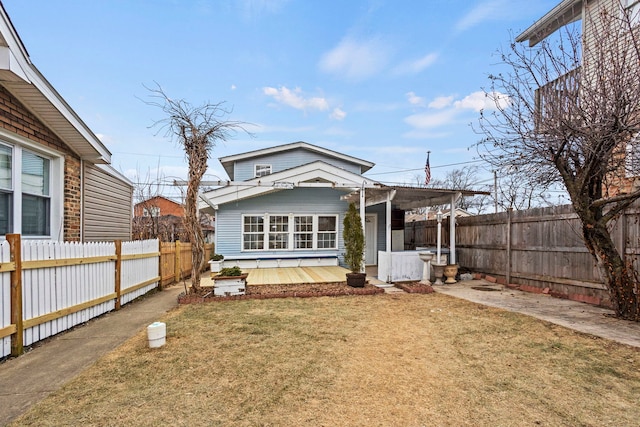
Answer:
[365,214,377,265]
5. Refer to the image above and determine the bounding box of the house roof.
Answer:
[218,141,375,179]
[516,0,582,46]
[0,4,111,163]
[199,160,380,210]
[135,195,183,208]
[342,185,490,210]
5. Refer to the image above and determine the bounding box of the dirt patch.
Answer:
[394,281,435,294]
[177,282,383,304]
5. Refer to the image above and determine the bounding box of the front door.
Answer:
[365,214,377,265]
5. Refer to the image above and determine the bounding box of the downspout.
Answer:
[79,158,84,242]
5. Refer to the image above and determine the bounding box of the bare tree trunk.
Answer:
[580,216,639,321]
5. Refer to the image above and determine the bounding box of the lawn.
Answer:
[10,293,640,426]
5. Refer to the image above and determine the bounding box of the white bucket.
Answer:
[147,322,166,348]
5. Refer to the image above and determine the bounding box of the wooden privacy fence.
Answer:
[160,241,213,287]
[405,203,640,307]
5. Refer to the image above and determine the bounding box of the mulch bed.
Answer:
[178,282,384,304]
[394,281,435,294]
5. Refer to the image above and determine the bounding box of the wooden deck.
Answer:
[245,266,350,286]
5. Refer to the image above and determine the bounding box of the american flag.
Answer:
[424,151,431,186]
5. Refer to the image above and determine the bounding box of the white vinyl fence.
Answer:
[0,237,160,358]
[1,240,10,358]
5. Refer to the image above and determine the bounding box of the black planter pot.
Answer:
[346,272,366,288]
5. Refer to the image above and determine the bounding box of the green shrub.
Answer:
[217,266,242,277]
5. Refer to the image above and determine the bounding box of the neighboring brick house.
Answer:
[133,196,215,243]
[134,196,185,218]
[0,4,132,242]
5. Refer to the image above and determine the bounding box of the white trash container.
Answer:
[147,322,166,348]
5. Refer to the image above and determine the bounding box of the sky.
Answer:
[2,0,559,201]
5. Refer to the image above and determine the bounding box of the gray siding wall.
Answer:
[233,148,362,181]
[82,163,133,242]
[216,187,350,262]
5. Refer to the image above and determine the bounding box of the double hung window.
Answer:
[242,214,338,251]
[0,141,55,237]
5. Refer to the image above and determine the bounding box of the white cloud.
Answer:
[394,52,438,75]
[230,84,237,90]
[428,96,454,109]
[263,86,329,112]
[453,90,510,111]
[244,122,315,133]
[330,107,347,121]
[404,109,459,129]
[319,36,391,80]
[406,91,425,107]
[403,90,511,136]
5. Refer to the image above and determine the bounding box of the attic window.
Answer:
[255,164,272,178]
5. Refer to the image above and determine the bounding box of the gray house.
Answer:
[200,141,479,278]
[200,142,380,268]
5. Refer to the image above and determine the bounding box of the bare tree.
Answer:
[417,166,491,214]
[146,83,249,293]
[494,169,555,211]
[476,2,640,320]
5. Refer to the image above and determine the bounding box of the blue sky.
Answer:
[3,0,557,199]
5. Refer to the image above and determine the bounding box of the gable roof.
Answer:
[218,141,374,179]
[135,195,183,209]
[516,0,582,46]
[0,4,111,163]
[200,160,380,209]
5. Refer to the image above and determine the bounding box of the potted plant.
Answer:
[213,266,247,296]
[343,202,366,287]
[208,253,224,273]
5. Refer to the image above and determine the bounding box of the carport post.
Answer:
[449,193,458,264]
[360,183,366,273]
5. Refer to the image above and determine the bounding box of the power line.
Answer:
[365,158,486,176]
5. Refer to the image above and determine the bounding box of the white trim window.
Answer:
[268,215,289,249]
[243,215,264,250]
[317,215,338,249]
[242,213,338,251]
[0,144,12,235]
[254,164,272,178]
[626,141,640,177]
[143,206,161,217]
[0,140,61,239]
[294,215,313,249]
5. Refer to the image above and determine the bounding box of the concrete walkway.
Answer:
[0,284,184,426]
[434,279,640,349]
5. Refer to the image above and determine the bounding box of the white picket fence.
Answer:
[1,240,10,358]
[0,238,160,358]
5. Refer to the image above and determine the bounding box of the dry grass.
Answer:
[10,293,640,427]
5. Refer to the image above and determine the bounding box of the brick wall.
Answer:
[0,86,82,241]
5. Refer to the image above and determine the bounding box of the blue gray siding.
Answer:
[232,148,362,181]
[216,187,350,262]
